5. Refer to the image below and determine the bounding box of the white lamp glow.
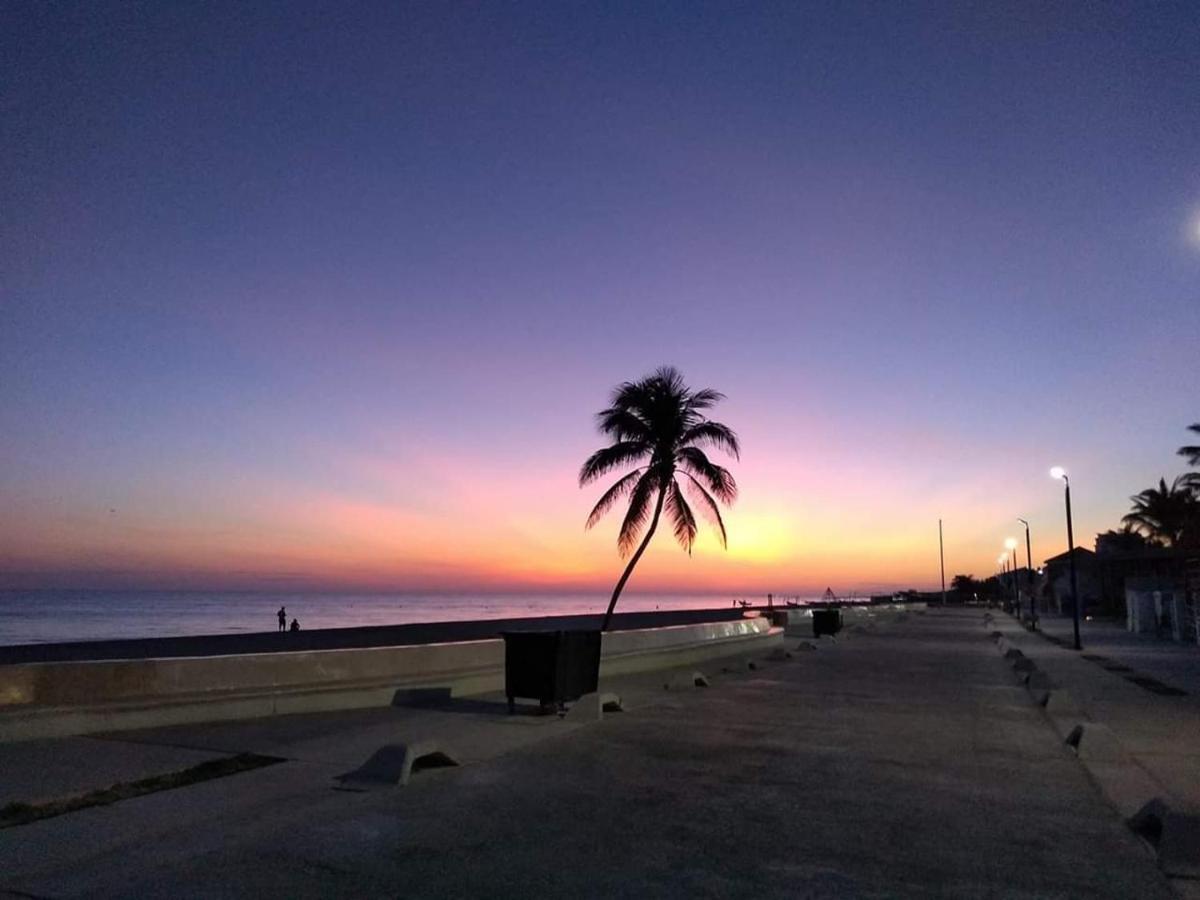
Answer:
[1050,466,1066,480]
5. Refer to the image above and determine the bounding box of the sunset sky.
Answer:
[3,3,1198,595]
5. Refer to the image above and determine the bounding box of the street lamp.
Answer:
[1017,517,1034,628]
[1004,537,1019,612]
[1050,467,1081,650]
[998,553,1009,612]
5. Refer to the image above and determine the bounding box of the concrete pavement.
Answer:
[0,608,1176,898]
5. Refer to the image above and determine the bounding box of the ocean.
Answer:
[0,590,821,646]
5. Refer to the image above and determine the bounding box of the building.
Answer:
[1041,547,1099,615]
[1093,530,1189,617]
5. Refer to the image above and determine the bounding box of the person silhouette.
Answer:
[277,606,286,632]
[290,618,300,632]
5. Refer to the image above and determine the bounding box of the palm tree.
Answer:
[1120,476,1199,547]
[1179,423,1200,494]
[580,366,739,631]
[1179,423,1200,468]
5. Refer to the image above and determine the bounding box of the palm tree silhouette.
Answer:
[1179,423,1200,493]
[1178,423,1200,468]
[1120,475,1199,547]
[580,367,739,631]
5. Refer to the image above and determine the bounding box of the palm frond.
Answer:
[596,407,652,443]
[680,420,741,459]
[665,480,698,553]
[617,471,660,557]
[650,366,686,396]
[676,446,737,503]
[685,388,725,412]
[681,472,727,548]
[579,441,650,486]
[609,379,656,414]
[585,469,644,529]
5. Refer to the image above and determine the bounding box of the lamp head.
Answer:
[998,554,1007,565]
[1050,466,1067,481]
[1005,537,1018,550]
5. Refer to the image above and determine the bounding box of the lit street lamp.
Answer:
[1017,518,1034,628]
[1050,466,1081,651]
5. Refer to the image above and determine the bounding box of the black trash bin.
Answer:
[501,629,602,713]
[812,608,842,637]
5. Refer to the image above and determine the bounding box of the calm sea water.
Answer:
[0,590,822,646]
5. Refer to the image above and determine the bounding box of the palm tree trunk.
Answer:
[601,485,667,632]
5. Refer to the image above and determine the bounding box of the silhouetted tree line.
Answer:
[1117,423,1200,551]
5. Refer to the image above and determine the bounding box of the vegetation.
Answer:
[1112,422,1200,552]
[1178,423,1200,468]
[950,574,979,597]
[581,367,739,630]
[1120,476,1198,547]
[1094,526,1153,553]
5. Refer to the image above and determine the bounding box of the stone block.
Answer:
[794,642,817,652]
[1129,797,1171,844]
[1126,796,1200,876]
[665,671,710,690]
[1064,722,1128,764]
[564,691,623,722]
[335,740,459,788]
[1157,809,1200,877]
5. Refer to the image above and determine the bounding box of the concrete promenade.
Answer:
[0,608,1177,898]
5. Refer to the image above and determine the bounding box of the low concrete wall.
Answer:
[0,618,780,742]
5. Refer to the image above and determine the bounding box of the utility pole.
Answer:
[1018,518,1034,629]
[938,519,946,606]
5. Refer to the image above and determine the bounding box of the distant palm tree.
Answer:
[1179,423,1200,468]
[1179,423,1200,494]
[1120,476,1199,547]
[580,367,739,631]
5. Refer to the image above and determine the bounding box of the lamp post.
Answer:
[998,553,1009,612]
[938,519,946,606]
[1005,537,1019,614]
[1050,467,1081,651]
[1017,518,1034,629]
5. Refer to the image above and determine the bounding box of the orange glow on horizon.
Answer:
[0,411,1131,595]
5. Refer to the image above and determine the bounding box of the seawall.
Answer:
[0,616,781,742]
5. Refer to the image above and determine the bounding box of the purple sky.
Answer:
[2,2,1198,593]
